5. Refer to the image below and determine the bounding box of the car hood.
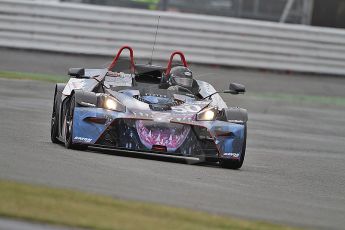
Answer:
[108,89,211,118]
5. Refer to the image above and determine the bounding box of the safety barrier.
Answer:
[0,0,344,75]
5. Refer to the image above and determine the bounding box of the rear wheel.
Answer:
[64,95,87,150]
[219,123,247,169]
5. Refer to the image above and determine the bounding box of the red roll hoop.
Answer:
[108,46,135,73]
[165,51,188,76]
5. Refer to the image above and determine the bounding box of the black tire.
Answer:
[219,123,247,169]
[64,94,87,150]
[51,91,59,143]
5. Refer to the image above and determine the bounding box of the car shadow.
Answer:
[49,142,236,170]
[87,146,221,169]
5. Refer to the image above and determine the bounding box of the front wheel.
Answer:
[220,123,247,169]
[51,94,59,143]
[64,95,87,150]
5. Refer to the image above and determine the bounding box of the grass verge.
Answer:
[0,71,68,83]
[0,180,299,230]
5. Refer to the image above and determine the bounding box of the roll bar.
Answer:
[108,47,188,77]
[108,46,135,73]
[165,51,188,76]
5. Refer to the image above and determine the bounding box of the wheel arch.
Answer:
[72,89,98,108]
[223,107,248,123]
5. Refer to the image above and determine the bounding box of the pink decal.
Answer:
[136,120,190,151]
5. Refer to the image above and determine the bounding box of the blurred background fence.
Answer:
[64,0,311,24]
[63,0,345,29]
[0,0,345,75]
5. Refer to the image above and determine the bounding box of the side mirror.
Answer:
[68,68,85,78]
[225,83,245,95]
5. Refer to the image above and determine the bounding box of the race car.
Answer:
[51,46,248,169]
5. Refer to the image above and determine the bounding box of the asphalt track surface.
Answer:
[0,218,79,230]
[1,48,345,230]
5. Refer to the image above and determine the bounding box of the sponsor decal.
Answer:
[172,105,201,113]
[74,136,92,143]
[132,111,152,117]
[104,73,133,87]
[223,152,240,158]
[227,120,244,123]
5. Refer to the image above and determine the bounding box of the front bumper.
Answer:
[72,107,245,160]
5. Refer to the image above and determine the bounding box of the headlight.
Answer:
[103,96,126,112]
[197,108,217,121]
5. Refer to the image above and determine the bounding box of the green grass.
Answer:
[0,180,300,230]
[0,71,68,83]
